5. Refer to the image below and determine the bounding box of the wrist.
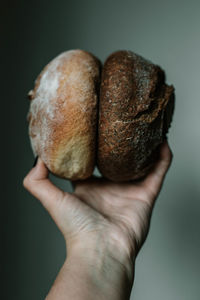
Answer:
[65,238,135,299]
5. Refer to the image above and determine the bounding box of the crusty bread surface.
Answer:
[27,49,175,182]
[97,50,175,181]
[28,49,101,180]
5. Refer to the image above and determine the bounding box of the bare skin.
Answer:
[23,140,173,300]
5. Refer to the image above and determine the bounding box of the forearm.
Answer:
[46,244,135,300]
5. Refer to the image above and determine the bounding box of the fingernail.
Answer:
[33,156,38,167]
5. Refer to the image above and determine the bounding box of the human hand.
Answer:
[23,140,173,299]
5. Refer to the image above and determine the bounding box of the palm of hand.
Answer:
[60,178,152,259]
[24,141,172,270]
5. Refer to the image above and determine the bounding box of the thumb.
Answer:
[23,157,66,223]
[142,140,173,201]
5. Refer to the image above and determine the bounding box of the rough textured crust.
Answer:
[97,50,175,181]
[27,49,101,180]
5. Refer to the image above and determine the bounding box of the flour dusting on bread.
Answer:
[28,50,101,179]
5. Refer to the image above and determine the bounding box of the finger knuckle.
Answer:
[23,176,29,189]
[23,174,33,190]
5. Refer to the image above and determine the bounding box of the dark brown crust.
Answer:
[97,50,175,181]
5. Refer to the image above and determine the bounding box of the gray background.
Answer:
[2,0,200,299]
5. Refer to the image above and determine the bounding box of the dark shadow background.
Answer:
[2,0,200,299]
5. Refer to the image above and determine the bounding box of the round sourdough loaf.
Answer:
[97,50,175,181]
[27,50,101,180]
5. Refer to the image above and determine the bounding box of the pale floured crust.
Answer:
[27,49,101,180]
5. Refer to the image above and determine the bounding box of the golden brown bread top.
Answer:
[97,50,175,181]
[28,50,101,180]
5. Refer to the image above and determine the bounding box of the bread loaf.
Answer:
[27,50,101,180]
[97,50,175,181]
[27,49,175,182]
